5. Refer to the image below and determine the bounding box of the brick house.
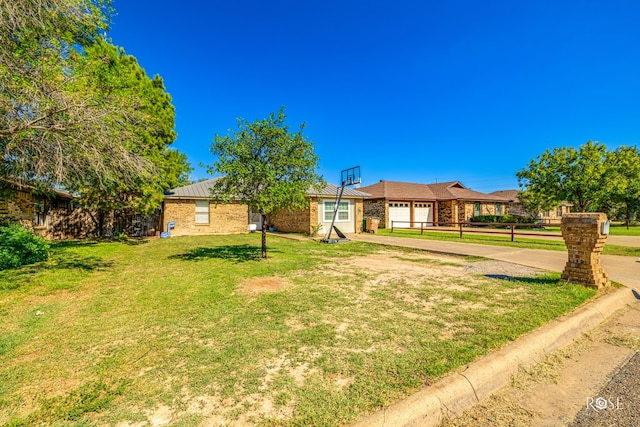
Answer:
[358,180,511,229]
[162,178,249,236]
[0,180,93,239]
[490,189,571,224]
[162,179,369,236]
[270,183,369,235]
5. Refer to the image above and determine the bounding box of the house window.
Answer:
[195,200,209,224]
[496,204,502,215]
[324,201,349,221]
[34,199,46,226]
[557,207,563,217]
[474,202,481,217]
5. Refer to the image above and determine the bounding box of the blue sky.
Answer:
[108,1,640,193]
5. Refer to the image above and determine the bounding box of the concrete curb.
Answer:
[352,288,635,427]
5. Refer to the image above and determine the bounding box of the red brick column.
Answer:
[560,213,610,289]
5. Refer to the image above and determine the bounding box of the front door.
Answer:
[250,210,263,230]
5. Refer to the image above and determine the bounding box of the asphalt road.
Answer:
[570,352,640,427]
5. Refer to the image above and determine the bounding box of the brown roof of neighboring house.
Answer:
[164,178,370,199]
[359,180,511,202]
[490,189,574,207]
[356,181,437,201]
[1,178,74,200]
[490,189,520,202]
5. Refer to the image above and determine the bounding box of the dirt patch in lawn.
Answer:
[237,276,292,296]
[338,250,540,279]
[331,251,541,298]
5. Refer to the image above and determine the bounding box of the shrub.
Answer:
[0,224,50,270]
[469,214,531,224]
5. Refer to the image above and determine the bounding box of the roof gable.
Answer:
[358,180,511,202]
[358,181,437,200]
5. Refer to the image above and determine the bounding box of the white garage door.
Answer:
[389,202,411,228]
[414,203,433,226]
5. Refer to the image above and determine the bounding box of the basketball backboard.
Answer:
[341,166,361,187]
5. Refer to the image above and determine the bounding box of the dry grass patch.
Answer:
[236,276,292,296]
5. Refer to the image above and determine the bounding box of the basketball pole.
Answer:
[321,166,360,244]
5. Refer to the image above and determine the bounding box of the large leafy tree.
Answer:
[209,108,323,258]
[603,145,640,221]
[517,141,609,212]
[0,0,153,189]
[68,40,191,235]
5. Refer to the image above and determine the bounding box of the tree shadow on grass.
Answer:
[51,237,149,248]
[49,254,113,271]
[485,274,560,285]
[0,254,113,291]
[48,241,113,271]
[50,240,99,250]
[170,245,280,263]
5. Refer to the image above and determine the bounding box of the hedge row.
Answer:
[469,214,533,224]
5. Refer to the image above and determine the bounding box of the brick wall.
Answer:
[271,202,314,234]
[163,199,248,236]
[1,189,97,240]
[436,201,454,225]
[463,202,508,220]
[363,199,387,228]
[272,197,364,235]
[42,207,95,239]
[354,199,364,233]
[0,189,34,224]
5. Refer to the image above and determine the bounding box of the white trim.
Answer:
[195,200,209,224]
[323,200,350,222]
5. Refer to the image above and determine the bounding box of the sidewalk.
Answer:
[347,233,640,427]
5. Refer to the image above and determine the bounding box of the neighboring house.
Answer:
[490,189,571,224]
[359,180,511,228]
[0,180,93,239]
[162,178,370,237]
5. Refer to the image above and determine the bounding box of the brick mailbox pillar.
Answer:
[560,212,610,289]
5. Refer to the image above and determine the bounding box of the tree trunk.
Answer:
[261,214,267,259]
[97,208,105,238]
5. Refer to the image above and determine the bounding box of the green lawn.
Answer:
[0,235,597,426]
[538,223,640,236]
[609,222,640,236]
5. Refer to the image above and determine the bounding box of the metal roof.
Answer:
[307,182,370,198]
[164,178,370,199]
[163,178,222,199]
